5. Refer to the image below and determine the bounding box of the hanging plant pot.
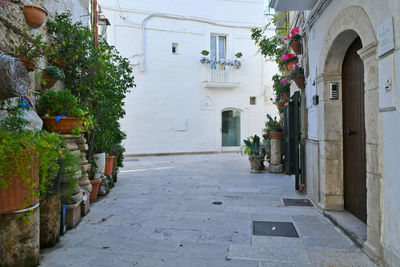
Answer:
[291,40,302,54]
[287,60,298,73]
[41,116,83,134]
[24,5,48,28]
[89,178,102,203]
[281,90,290,99]
[17,57,37,72]
[269,131,283,139]
[293,75,305,89]
[0,153,39,214]
[104,156,115,176]
[41,70,58,89]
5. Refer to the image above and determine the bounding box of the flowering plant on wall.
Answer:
[279,53,297,65]
[284,27,301,44]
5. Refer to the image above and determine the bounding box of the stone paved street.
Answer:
[40,153,376,266]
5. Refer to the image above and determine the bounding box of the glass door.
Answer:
[222,110,241,147]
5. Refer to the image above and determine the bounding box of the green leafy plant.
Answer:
[289,66,304,78]
[251,28,285,64]
[15,34,47,60]
[201,50,209,56]
[272,74,291,95]
[235,52,243,58]
[266,114,282,132]
[37,89,86,117]
[241,135,261,156]
[45,65,64,79]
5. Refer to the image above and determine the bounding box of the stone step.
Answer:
[227,244,311,264]
[251,235,305,249]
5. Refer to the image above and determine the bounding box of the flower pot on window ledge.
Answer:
[24,5,48,28]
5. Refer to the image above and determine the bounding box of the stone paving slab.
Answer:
[40,153,376,267]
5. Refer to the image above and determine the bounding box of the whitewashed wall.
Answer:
[98,0,278,155]
[303,0,400,265]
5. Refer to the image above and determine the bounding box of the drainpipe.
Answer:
[93,0,98,48]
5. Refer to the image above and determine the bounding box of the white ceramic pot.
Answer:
[93,152,105,179]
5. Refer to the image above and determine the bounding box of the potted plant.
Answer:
[290,66,305,89]
[266,114,283,139]
[38,89,86,134]
[286,27,302,54]
[0,107,62,214]
[15,34,47,72]
[24,4,48,28]
[41,66,64,89]
[104,155,115,176]
[241,135,264,173]
[279,53,298,72]
[272,74,291,99]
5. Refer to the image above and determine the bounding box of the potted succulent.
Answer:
[15,34,47,72]
[290,66,305,89]
[24,4,48,28]
[38,89,86,134]
[285,27,302,54]
[280,53,298,73]
[41,66,64,89]
[241,135,264,173]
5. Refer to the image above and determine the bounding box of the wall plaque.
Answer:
[377,17,394,57]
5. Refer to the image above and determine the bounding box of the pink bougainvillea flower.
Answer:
[280,53,295,61]
[295,27,299,33]
[280,78,289,84]
[291,28,295,35]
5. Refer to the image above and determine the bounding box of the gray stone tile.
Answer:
[251,236,305,249]
[306,249,377,267]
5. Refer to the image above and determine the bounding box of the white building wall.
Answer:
[99,0,277,155]
[302,0,400,264]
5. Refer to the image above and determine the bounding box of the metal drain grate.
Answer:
[283,198,313,207]
[252,221,299,238]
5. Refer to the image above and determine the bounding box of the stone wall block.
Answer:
[364,89,381,145]
[0,206,40,266]
[319,140,341,160]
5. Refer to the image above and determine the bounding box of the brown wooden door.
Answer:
[342,37,367,223]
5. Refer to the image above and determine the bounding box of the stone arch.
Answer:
[316,5,382,258]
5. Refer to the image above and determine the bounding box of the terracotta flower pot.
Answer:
[281,90,290,99]
[41,70,58,89]
[41,116,83,134]
[269,131,283,139]
[17,57,37,72]
[104,156,115,176]
[287,60,298,73]
[49,59,67,70]
[291,40,302,54]
[293,75,305,89]
[0,154,39,214]
[24,5,48,28]
[89,178,102,203]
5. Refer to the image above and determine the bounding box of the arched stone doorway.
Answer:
[316,5,383,258]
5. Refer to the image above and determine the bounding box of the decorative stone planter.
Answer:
[42,116,83,134]
[269,132,283,173]
[94,152,105,179]
[291,40,302,54]
[24,5,48,28]
[249,155,264,173]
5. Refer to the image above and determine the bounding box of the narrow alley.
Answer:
[40,154,376,267]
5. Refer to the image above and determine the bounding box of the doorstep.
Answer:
[323,210,367,247]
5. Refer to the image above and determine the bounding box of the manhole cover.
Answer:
[282,198,313,207]
[124,158,139,162]
[252,221,299,238]
[212,201,223,205]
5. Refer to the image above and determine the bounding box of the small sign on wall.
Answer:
[378,54,396,112]
[377,17,394,57]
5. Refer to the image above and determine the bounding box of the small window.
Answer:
[172,42,178,54]
[250,97,256,105]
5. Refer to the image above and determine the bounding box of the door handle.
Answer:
[344,129,354,136]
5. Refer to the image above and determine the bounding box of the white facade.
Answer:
[284,0,400,265]
[98,0,278,155]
